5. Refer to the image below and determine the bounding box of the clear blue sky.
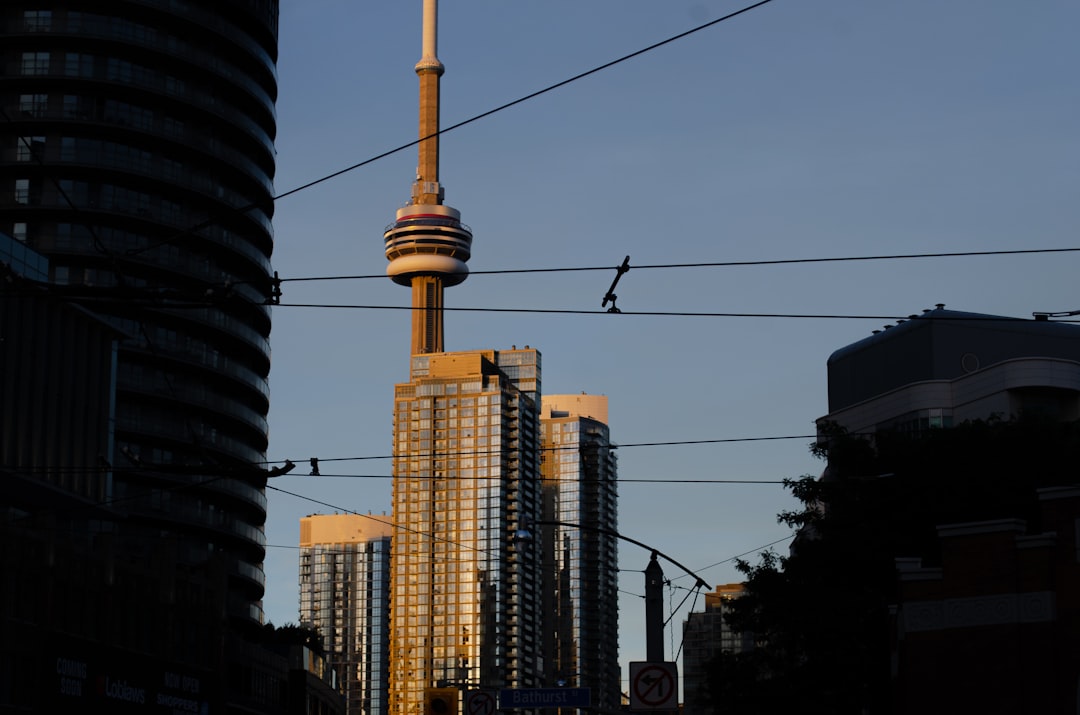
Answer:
[264,0,1080,690]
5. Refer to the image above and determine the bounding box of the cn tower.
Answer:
[384,0,472,356]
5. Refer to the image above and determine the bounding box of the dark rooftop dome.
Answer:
[827,306,1080,413]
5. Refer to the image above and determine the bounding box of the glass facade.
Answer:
[883,407,954,434]
[300,515,393,715]
[390,349,544,713]
[0,228,47,279]
[0,1,279,624]
[539,397,619,714]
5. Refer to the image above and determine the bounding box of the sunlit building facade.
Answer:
[300,514,393,715]
[539,394,619,712]
[389,348,544,714]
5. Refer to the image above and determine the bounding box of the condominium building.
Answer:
[388,349,544,711]
[816,304,1080,712]
[540,394,619,711]
[1,0,279,629]
[1,1,286,709]
[300,514,394,715]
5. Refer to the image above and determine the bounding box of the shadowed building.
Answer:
[1,231,232,712]
[1,1,286,710]
[816,305,1080,713]
[820,305,1080,436]
[2,0,278,628]
[891,489,1080,714]
[682,584,753,715]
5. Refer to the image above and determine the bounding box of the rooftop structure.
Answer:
[821,305,1080,436]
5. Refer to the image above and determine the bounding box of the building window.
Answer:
[59,137,77,162]
[14,179,31,204]
[63,95,83,119]
[20,52,50,75]
[23,10,52,31]
[17,137,45,162]
[64,53,94,78]
[19,94,48,117]
[106,58,133,83]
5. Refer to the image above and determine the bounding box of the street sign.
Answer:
[466,690,498,715]
[629,662,678,710]
[425,687,460,715]
[499,688,591,709]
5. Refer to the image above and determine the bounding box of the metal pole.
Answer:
[645,553,665,662]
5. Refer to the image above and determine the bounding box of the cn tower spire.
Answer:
[384,0,472,357]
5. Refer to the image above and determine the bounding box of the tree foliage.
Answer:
[710,416,1080,715]
[259,621,325,653]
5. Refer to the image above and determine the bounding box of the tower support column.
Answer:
[411,275,445,354]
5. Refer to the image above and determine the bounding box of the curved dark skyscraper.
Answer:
[1,1,278,625]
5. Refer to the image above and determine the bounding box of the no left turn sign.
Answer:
[629,662,678,710]
[466,690,497,715]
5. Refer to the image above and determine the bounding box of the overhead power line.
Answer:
[267,504,794,594]
[5,434,820,479]
[277,246,1080,284]
[267,303,1080,323]
[267,484,495,557]
[262,434,819,468]
[14,247,1077,318]
[686,534,797,580]
[270,473,786,484]
[108,0,779,262]
[271,0,778,204]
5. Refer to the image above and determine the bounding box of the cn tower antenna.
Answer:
[383,0,473,358]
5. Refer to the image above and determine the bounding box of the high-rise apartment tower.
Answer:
[540,395,620,713]
[0,0,279,627]
[389,350,545,712]
[301,514,394,715]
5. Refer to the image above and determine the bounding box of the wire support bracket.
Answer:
[601,255,631,313]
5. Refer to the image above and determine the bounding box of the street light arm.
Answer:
[535,519,712,591]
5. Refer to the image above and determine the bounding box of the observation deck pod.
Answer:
[384,204,472,286]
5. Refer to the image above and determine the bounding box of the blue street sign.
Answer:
[499,688,591,709]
